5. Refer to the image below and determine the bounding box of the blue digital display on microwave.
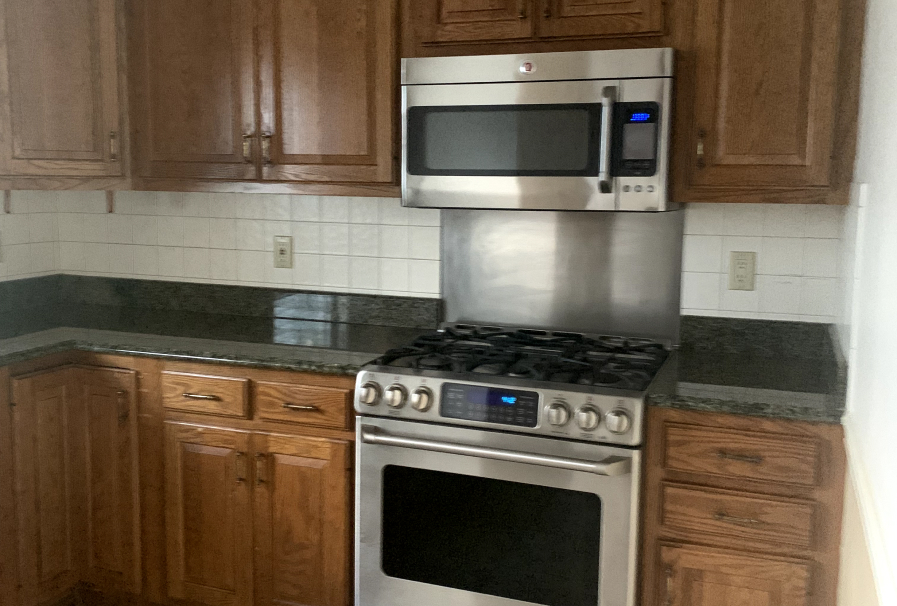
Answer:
[630,112,652,122]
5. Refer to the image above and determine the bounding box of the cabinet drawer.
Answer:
[161,371,250,418]
[661,483,816,549]
[254,381,352,430]
[663,424,819,487]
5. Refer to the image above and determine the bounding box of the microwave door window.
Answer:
[407,104,602,177]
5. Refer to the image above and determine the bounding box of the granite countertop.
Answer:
[648,317,847,423]
[0,276,438,376]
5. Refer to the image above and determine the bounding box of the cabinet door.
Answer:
[11,368,83,605]
[0,0,123,176]
[130,0,257,180]
[679,0,840,194]
[258,0,395,183]
[415,0,535,44]
[164,422,253,606]
[537,0,662,38]
[660,545,811,606]
[253,433,351,606]
[78,367,141,594]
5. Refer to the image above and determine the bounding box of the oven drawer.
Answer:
[161,371,250,418]
[660,483,816,549]
[255,381,352,430]
[663,424,819,487]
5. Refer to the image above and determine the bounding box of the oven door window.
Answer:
[407,104,602,177]
[381,465,601,606]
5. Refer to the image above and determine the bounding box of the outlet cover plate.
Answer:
[729,251,756,291]
[274,236,293,269]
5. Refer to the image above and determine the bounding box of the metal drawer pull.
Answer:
[256,453,268,484]
[713,511,764,526]
[282,403,320,412]
[182,393,222,401]
[361,426,631,476]
[664,566,674,606]
[717,450,764,464]
[235,452,247,483]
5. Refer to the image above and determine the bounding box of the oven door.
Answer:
[356,417,640,606]
[403,80,620,211]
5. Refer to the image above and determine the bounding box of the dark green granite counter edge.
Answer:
[646,393,845,424]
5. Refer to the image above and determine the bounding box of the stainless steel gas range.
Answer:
[354,325,673,606]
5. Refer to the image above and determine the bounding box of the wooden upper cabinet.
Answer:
[258,0,396,183]
[537,0,663,38]
[417,0,536,43]
[675,0,842,200]
[253,433,351,606]
[0,0,123,177]
[164,422,254,606]
[660,545,812,606]
[130,0,257,180]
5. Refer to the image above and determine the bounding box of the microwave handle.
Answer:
[599,86,618,194]
[360,425,631,476]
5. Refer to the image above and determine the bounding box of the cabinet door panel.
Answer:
[131,0,257,180]
[0,0,122,176]
[661,545,811,606]
[538,0,663,38]
[11,369,83,605]
[259,0,395,183]
[254,433,351,606]
[423,0,535,43]
[164,422,253,606]
[682,0,839,190]
[79,367,141,593]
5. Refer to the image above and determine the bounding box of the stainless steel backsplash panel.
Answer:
[442,210,684,345]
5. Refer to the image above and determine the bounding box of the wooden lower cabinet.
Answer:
[660,545,812,606]
[164,421,352,606]
[10,365,140,604]
[253,433,351,606]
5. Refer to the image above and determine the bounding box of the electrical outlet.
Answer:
[728,251,756,291]
[273,236,293,269]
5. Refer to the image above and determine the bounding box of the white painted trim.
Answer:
[843,422,897,606]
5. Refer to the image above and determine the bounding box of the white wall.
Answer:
[837,0,897,599]
[0,191,58,281]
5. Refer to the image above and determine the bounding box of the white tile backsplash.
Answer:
[3,194,847,315]
[681,203,846,322]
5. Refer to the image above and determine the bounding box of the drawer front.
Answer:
[661,483,816,549]
[255,381,352,430]
[664,424,819,487]
[161,371,250,418]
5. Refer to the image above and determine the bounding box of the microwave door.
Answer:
[403,81,620,211]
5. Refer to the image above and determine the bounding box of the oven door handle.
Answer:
[360,426,632,476]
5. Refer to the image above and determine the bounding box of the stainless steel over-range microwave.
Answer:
[402,48,675,212]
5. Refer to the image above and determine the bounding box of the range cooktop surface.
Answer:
[373,324,669,392]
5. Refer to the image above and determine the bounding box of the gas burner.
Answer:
[373,326,669,392]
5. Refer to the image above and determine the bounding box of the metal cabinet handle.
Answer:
[361,425,631,476]
[714,511,765,527]
[282,402,320,412]
[598,86,617,194]
[543,1,552,18]
[242,134,253,163]
[262,133,273,165]
[116,390,129,424]
[696,129,707,169]
[717,450,764,464]
[236,452,248,483]
[518,0,528,18]
[664,566,674,606]
[182,393,222,401]
[256,453,268,484]
[109,132,119,161]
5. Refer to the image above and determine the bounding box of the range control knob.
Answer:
[410,387,434,412]
[575,406,602,431]
[546,401,571,427]
[605,409,632,435]
[384,384,408,409]
[358,382,382,406]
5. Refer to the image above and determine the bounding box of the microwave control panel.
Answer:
[611,102,660,178]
